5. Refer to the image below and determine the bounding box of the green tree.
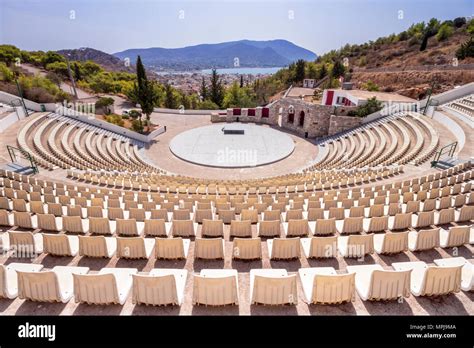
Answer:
[136,55,147,92]
[41,51,65,68]
[240,75,244,88]
[72,62,82,81]
[331,60,345,79]
[436,23,454,41]
[453,17,466,28]
[318,64,328,79]
[164,83,178,109]
[45,61,68,77]
[456,37,474,60]
[199,76,208,100]
[209,68,224,107]
[294,59,306,82]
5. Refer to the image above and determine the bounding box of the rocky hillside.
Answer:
[57,47,133,72]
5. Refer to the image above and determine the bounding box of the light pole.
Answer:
[65,54,79,99]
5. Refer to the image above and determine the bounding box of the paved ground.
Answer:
[146,113,318,180]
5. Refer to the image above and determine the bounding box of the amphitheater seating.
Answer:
[193,269,239,306]
[0,263,44,299]
[346,264,411,301]
[17,113,163,174]
[444,94,474,119]
[74,268,137,305]
[250,269,298,305]
[0,161,472,309]
[433,257,473,292]
[392,261,462,296]
[298,267,355,304]
[18,266,89,303]
[132,269,188,306]
[311,112,440,170]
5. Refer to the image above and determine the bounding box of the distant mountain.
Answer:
[57,47,133,72]
[113,40,317,71]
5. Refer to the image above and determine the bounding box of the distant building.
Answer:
[303,79,316,88]
[321,88,415,108]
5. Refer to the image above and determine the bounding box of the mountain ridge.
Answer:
[113,39,317,70]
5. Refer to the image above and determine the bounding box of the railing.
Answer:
[431,142,458,167]
[6,145,39,174]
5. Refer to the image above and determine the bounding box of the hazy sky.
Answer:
[0,0,472,55]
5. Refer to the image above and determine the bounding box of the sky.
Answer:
[0,0,472,55]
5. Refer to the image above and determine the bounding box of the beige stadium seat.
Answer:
[0,263,44,299]
[374,232,409,254]
[307,208,324,221]
[434,208,455,225]
[363,216,388,233]
[43,234,79,257]
[389,213,412,230]
[257,220,281,237]
[144,219,171,237]
[455,206,474,222]
[73,268,138,305]
[0,209,13,226]
[151,209,170,222]
[62,216,88,234]
[263,210,281,221]
[336,217,363,234]
[250,269,297,305]
[194,209,213,223]
[232,237,262,260]
[298,267,355,304]
[107,207,124,220]
[173,209,191,221]
[283,219,311,237]
[7,231,43,255]
[434,257,473,291]
[78,235,117,258]
[133,269,188,306]
[392,261,462,296]
[300,236,337,258]
[201,219,224,237]
[155,237,190,259]
[18,266,90,303]
[346,264,411,301]
[116,218,143,237]
[439,226,470,248]
[89,217,115,235]
[219,209,236,224]
[87,206,104,218]
[411,211,434,229]
[313,218,337,235]
[193,269,239,306]
[338,234,374,258]
[194,237,225,259]
[13,211,36,229]
[171,220,197,237]
[408,228,440,251]
[129,208,147,222]
[116,237,155,259]
[229,220,252,238]
[241,209,259,224]
[284,209,303,222]
[267,237,300,260]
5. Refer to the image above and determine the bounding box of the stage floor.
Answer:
[169,123,295,167]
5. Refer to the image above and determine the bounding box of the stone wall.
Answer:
[211,97,363,139]
[328,115,363,136]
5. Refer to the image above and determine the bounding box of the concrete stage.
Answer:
[169,123,295,168]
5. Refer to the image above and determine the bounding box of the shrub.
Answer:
[0,62,14,82]
[104,114,124,127]
[456,37,474,60]
[131,119,144,133]
[436,23,454,41]
[453,17,466,28]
